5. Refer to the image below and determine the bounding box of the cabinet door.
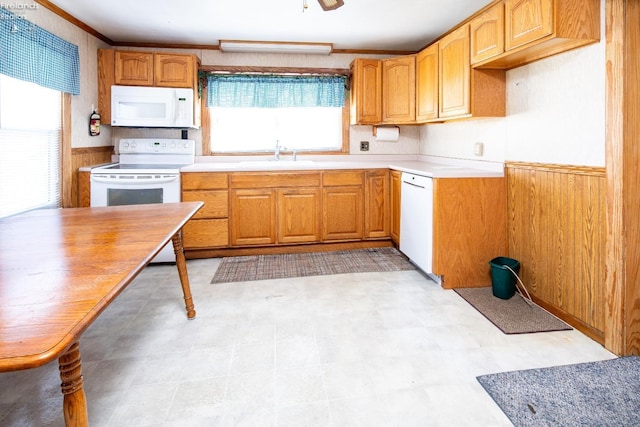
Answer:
[439,25,471,118]
[389,170,401,244]
[230,189,276,246]
[470,2,505,64]
[350,58,382,125]
[505,0,553,51]
[278,188,321,244]
[365,170,390,239]
[154,54,195,88]
[382,56,416,123]
[322,186,363,241]
[416,43,439,122]
[114,51,154,86]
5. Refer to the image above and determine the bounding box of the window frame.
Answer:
[200,66,351,156]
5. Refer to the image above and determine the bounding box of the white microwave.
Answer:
[111,85,196,128]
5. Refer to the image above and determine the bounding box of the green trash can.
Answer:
[489,257,520,299]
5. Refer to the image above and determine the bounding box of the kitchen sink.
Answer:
[239,160,316,167]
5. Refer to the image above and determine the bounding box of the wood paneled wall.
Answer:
[70,146,113,207]
[507,162,607,342]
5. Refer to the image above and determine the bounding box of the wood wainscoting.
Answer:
[506,162,606,343]
[70,146,113,207]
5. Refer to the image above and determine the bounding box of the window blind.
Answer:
[0,74,61,218]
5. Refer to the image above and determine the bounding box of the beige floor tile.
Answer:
[0,260,615,427]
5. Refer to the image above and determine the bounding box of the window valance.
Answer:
[207,74,346,108]
[0,7,80,95]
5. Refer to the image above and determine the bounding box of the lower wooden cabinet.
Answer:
[322,171,365,241]
[278,188,321,244]
[182,219,228,248]
[389,170,402,243]
[230,188,277,246]
[323,185,364,241]
[181,172,230,249]
[432,177,507,288]
[229,172,321,247]
[180,169,392,251]
[365,170,390,239]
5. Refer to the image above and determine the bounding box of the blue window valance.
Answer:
[0,7,80,95]
[207,74,346,108]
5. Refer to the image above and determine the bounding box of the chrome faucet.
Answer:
[274,140,280,161]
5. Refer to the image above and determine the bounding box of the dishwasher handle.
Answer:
[402,180,426,189]
[401,172,432,190]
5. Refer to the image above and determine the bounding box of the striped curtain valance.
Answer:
[0,7,80,95]
[207,74,346,108]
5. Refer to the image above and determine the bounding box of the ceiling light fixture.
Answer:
[317,0,344,11]
[219,40,333,55]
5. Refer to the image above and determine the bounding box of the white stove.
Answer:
[90,138,195,263]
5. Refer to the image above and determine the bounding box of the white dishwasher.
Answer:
[400,172,434,275]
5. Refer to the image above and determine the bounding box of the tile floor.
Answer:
[0,258,615,426]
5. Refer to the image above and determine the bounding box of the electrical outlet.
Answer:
[360,141,369,151]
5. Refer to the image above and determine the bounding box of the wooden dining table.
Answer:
[0,201,203,426]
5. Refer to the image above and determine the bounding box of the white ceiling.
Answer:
[45,0,493,52]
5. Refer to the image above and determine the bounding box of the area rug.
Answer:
[211,247,415,283]
[477,356,640,426]
[454,287,571,334]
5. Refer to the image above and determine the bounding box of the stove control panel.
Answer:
[118,139,195,155]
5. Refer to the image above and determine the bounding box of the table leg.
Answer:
[58,342,88,427]
[172,233,196,319]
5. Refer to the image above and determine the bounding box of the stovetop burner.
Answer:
[101,163,190,170]
[91,138,195,174]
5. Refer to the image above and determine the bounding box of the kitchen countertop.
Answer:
[181,155,504,178]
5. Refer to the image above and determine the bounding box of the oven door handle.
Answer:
[91,175,179,184]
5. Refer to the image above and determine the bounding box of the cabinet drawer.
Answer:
[230,172,321,189]
[182,173,228,190]
[183,219,229,248]
[322,171,364,186]
[182,190,228,218]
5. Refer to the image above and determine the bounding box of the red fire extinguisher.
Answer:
[89,106,101,136]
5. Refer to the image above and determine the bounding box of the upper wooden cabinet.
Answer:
[350,55,417,125]
[115,51,154,86]
[470,2,505,65]
[439,25,472,118]
[473,0,600,69]
[505,0,553,50]
[98,49,200,123]
[436,24,506,121]
[154,54,197,88]
[416,43,439,122]
[350,58,382,125]
[113,50,196,88]
[382,56,416,124]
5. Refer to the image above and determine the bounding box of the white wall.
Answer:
[420,0,606,167]
[19,1,112,148]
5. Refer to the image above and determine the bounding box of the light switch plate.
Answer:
[473,142,484,156]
